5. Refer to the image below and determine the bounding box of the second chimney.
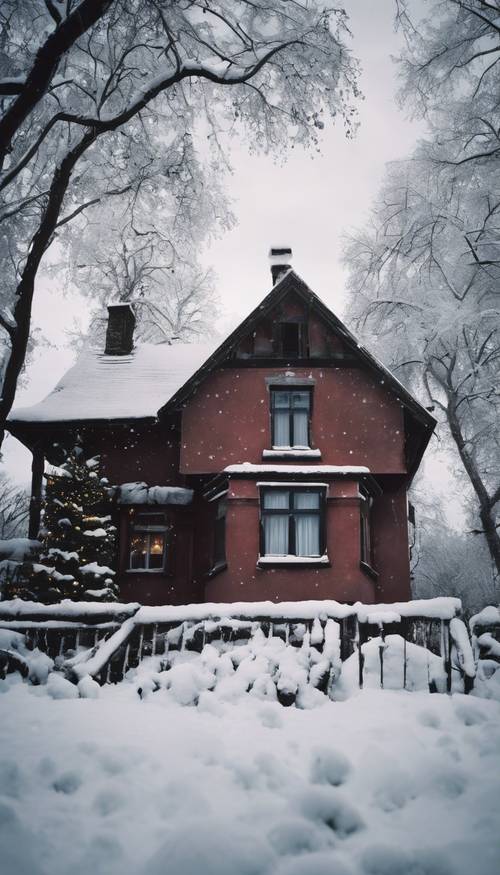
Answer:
[269,246,292,285]
[104,304,135,355]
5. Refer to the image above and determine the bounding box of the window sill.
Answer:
[360,560,379,581]
[262,448,322,460]
[205,561,228,579]
[126,568,167,575]
[257,555,330,567]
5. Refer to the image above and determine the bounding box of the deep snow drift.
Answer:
[0,678,499,875]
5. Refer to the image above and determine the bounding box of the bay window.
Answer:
[260,487,325,558]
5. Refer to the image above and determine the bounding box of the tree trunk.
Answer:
[0,131,96,449]
[447,401,500,577]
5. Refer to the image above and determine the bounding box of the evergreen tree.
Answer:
[6,447,118,603]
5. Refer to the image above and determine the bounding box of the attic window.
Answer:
[275,322,308,358]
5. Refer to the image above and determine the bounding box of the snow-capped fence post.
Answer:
[378,624,386,689]
[402,618,408,690]
[356,619,365,689]
[441,620,452,693]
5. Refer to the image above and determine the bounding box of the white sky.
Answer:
[3,0,459,516]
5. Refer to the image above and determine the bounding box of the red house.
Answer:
[8,250,435,606]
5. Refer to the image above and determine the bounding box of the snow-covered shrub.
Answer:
[132,625,341,709]
[0,628,53,685]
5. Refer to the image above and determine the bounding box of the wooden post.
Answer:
[28,445,44,539]
[379,625,385,689]
[402,619,408,691]
[441,620,452,693]
[357,619,365,689]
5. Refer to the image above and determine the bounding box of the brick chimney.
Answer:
[269,246,292,285]
[104,304,135,355]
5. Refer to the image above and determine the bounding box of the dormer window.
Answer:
[271,389,311,448]
[275,321,308,358]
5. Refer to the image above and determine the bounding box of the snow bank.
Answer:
[130,624,340,708]
[0,683,497,875]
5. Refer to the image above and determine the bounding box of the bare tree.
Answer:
[0,470,29,539]
[66,181,222,346]
[0,1,360,448]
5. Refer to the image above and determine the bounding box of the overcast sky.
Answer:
[4,0,457,504]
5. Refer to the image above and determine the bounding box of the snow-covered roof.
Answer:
[9,342,218,424]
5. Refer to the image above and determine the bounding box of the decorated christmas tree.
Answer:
[7,446,118,603]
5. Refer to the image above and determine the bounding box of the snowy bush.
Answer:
[132,626,341,709]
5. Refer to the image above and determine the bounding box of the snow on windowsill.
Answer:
[257,555,330,566]
[126,568,167,574]
[262,448,322,459]
[225,463,369,475]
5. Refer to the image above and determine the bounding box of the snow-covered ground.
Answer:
[1,677,499,875]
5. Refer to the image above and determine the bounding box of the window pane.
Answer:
[264,515,289,555]
[294,492,320,509]
[291,392,309,409]
[136,513,166,528]
[263,490,289,509]
[130,534,148,569]
[292,411,309,446]
[281,323,300,356]
[273,391,291,408]
[273,411,290,446]
[148,534,165,570]
[295,515,320,557]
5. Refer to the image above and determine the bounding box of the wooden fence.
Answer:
[0,597,479,697]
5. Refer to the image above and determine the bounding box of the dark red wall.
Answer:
[116,504,202,606]
[372,477,412,602]
[97,421,181,486]
[204,478,385,605]
[180,366,405,475]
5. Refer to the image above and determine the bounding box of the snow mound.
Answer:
[131,627,341,709]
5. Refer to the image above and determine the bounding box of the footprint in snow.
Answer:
[52,770,82,794]
[310,746,351,786]
[296,786,364,837]
[417,708,441,729]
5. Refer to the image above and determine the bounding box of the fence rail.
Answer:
[0,597,479,697]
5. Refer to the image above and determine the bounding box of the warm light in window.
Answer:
[150,537,163,554]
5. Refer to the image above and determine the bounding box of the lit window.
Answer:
[129,513,167,571]
[260,488,324,557]
[271,389,311,448]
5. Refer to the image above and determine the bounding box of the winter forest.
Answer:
[0,2,499,874]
